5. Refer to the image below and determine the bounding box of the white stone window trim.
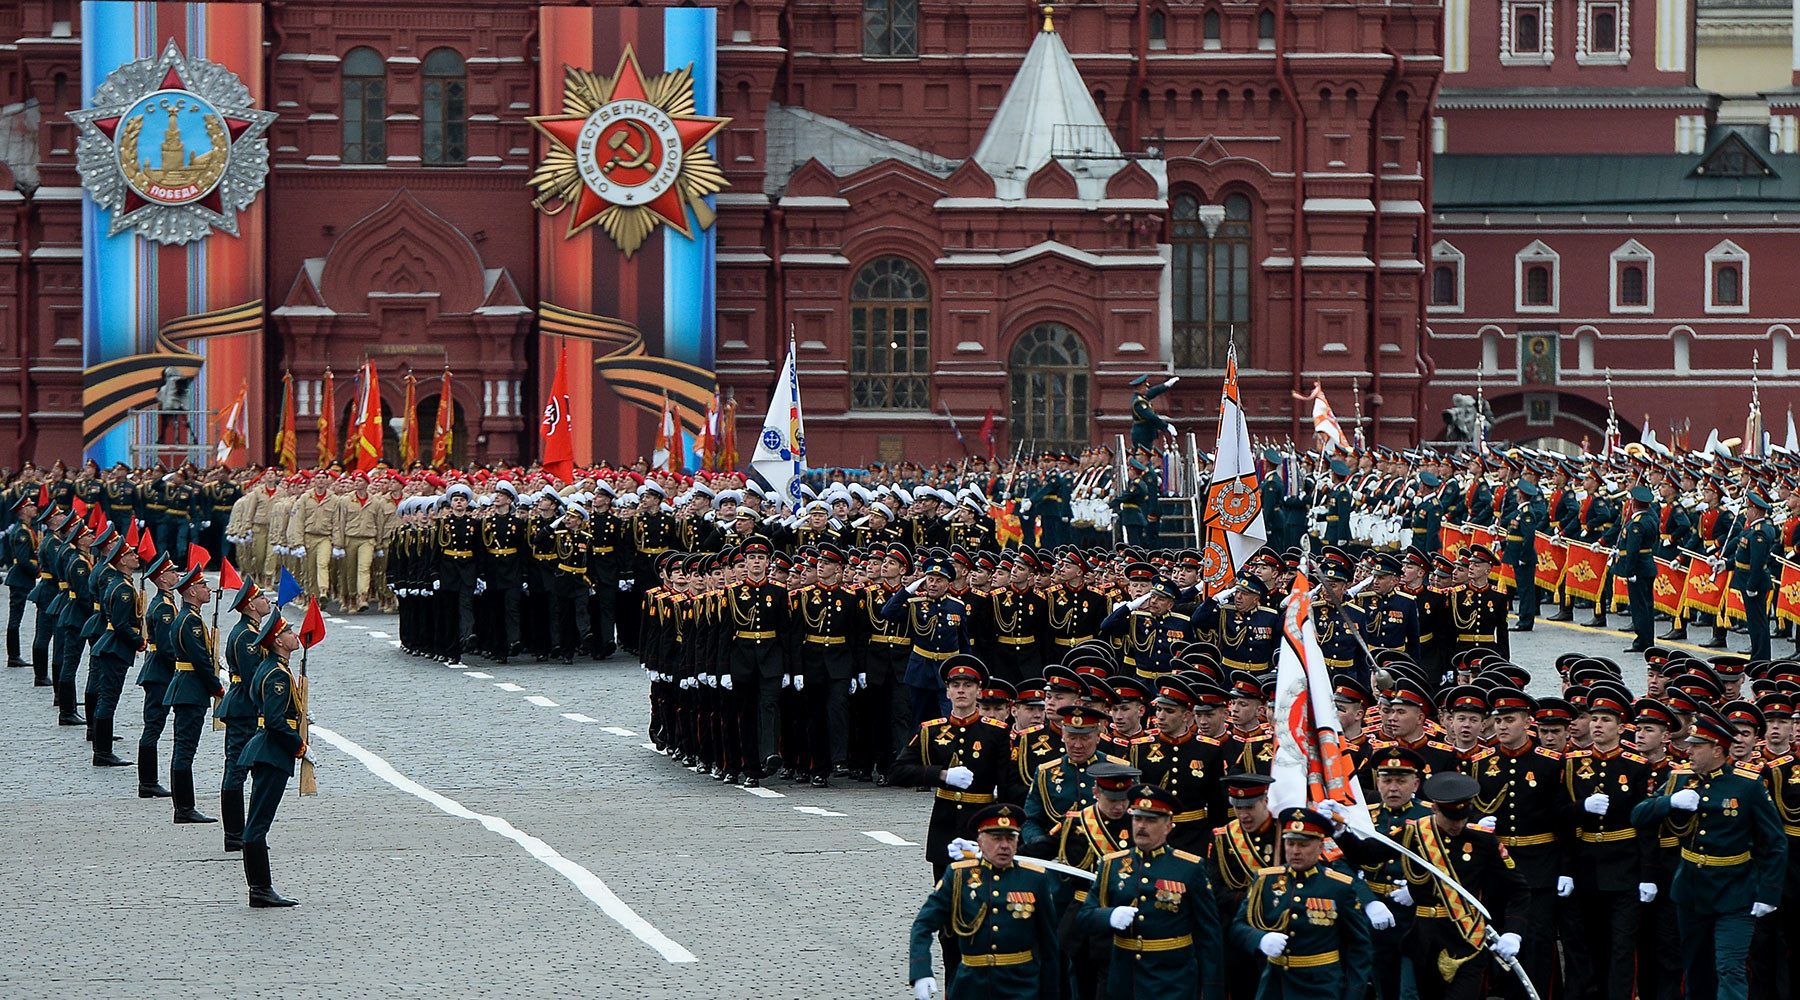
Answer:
[1500,0,1555,66]
[1429,240,1465,314]
[1515,239,1560,313]
[1705,239,1750,315]
[1609,238,1654,314]
[1576,0,1629,65]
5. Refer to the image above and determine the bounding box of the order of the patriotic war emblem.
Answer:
[69,40,276,245]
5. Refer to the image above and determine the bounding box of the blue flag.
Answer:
[276,566,304,608]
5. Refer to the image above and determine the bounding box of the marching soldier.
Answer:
[1353,748,1434,1000]
[894,654,1016,880]
[239,613,305,908]
[1448,544,1509,661]
[1500,479,1546,631]
[1229,807,1373,1000]
[792,543,865,786]
[215,581,271,852]
[1614,484,1659,654]
[51,515,96,729]
[1347,553,1422,664]
[881,555,971,729]
[162,564,221,826]
[87,535,143,768]
[1723,491,1778,663]
[1099,575,1195,681]
[1046,551,1111,655]
[1211,772,1280,1000]
[1021,705,1123,855]
[1052,761,1140,1000]
[586,485,632,659]
[727,535,792,786]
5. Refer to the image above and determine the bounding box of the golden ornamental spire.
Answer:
[1042,4,1056,32]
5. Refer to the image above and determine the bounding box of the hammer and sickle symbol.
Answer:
[602,120,654,174]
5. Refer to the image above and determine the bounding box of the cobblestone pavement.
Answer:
[0,600,1755,998]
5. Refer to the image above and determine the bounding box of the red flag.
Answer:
[399,371,419,468]
[431,368,455,468]
[136,528,157,564]
[35,483,47,508]
[540,350,574,484]
[317,368,337,467]
[349,360,384,473]
[124,519,138,546]
[275,370,299,471]
[299,595,327,649]
[72,497,87,518]
[219,557,242,592]
[980,407,996,457]
[187,543,210,572]
[87,505,107,535]
[719,394,739,471]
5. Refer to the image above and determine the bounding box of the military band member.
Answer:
[163,564,221,826]
[1077,782,1227,1000]
[1230,807,1374,1000]
[239,613,304,908]
[908,803,1061,1000]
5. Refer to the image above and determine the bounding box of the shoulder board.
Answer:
[1213,825,1233,836]
[1669,766,1694,777]
[1622,751,1648,764]
[1103,753,1132,764]
[1256,865,1285,876]
[1766,753,1796,767]
[1427,740,1458,753]
[951,859,979,870]
[1173,849,1204,864]
[1470,748,1496,761]
[1735,764,1764,779]
[1016,724,1046,738]
[981,717,1010,729]
[1166,612,1191,622]
[1536,747,1565,761]
[1101,849,1132,863]
[1563,749,1591,759]
[921,718,948,729]
[1037,758,1063,773]
[1016,861,1046,873]
[1324,868,1354,884]
[1197,733,1224,746]
[907,594,928,602]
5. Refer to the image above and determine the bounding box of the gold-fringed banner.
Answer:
[82,299,264,450]
[537,302,715,436]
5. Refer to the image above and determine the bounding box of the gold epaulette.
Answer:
[951,859,979,870]
[1101,849,1132,863]
[921,718,948,729]
[1736,764,1764,779]
[1537,747,1565,762]
[1037,758,1064,773]
[1562,749,1591,759]
[981,717,1010,730]
[1623,751,1649,765]
[1256,865,1284,876]
[1324,868,1354,884]
[1469,747,1496,762]
[1017,861,1046,873]
[1173,849,1204,863]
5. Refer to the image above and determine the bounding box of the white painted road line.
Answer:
[494,682,525,692]
[562,713,598,723]
[600,726,637,736]
[862,830,917,847]
[310,725,697,964]
[464,671,493,679]
[368,631,391,638]
[325,616,347,624]
[389,640,402,647]
[740,785,786,799]
[793,806,846,818]
[344,624,367,630]
[525,696,559,707]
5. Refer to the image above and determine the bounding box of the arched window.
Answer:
[850,257,931,410]
[1592,9,1617,51]
[1203,10,1222,48]
[1009,324,1091,451]
[863,0,919,57]
[1431,265,1458,306]
[1715,265,1741,306]
[1516,10,1541,52]
[342,47,386,164]
[422,48,466,166]
[1524,265,1551,305]
[1149,9,1167,49]
[1172,192,1252,369]
[1618,264,1646,305]
[1258,9,1276,47]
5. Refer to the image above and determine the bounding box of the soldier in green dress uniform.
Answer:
[1052,761,1139,1000]
[239,613,305,907]
[1022,704,1128,855]
[162,565,221,826]
[1077,783,1227,1000]
[135,553,180,799]
[1631,705,1787,1000]
[88,536,142,768]
[908,802,1061,1000]
[1230,806,1373,1000]
[215,581,271,852]
[1353,747,1433,1000]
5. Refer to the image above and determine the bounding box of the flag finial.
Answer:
[1042,4,1056,32]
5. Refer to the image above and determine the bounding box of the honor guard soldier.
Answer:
[1076,782,1227,1000]
[88,535,143,768]
[239,613,305,908]
[792,543,864,787]
[135,554,180,799]
[586,486,631,659]
[1339,772,1527,1000]
[1194,575,1281,674]
[215,581,271,851]
[908,803,1062,1000]
[436,483,481,663]
[480,481,528,663]
[1563,681,1659,1000]
[1348,553,1423,663]
[1466,684,1570,998]
[1724,490,1779,663]
[49,515,95,727]
[1448,544,1509,660]
[1046,551,1112,653]
[1632,706,1788,1000]
[727,535,792,786]
[163,564,221,826]
[880,555,971,729]
[1054,761,1141,1000]
[1022,705,1126,855]
[1211,772,1281,1000]
[5,492,38,671]
[972,554,1047,684]
[546,505,594,664]
[1614,484,1660,653]
[1354,748,1434,1000]
[892,654,1015,881]
[1230,807,1374,1000]
[1100,575,1196,681]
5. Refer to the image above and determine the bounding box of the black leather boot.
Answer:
[171,769,216,824]
[245,843,298,908]
[32,647,50,686]
[92,717,129,767]
[57,681,84,726]
[221,789,245,852]
[84,691,96,742]
[137,747,171,798]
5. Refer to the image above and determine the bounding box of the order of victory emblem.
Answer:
[69,41,276,245]
[527,47,730,257]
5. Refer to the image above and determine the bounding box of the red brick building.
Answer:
[1,0,1443,469]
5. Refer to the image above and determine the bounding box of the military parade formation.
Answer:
[11,393,1800,997]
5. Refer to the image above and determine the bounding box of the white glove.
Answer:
[1669,789,1701,811]
[1258,931,1289,957]
[912,977,936,1000]
[1365,900,1395,931]
[700,673,713,687]
[1495,932,1522,960]
[474,580,487,595]
[944,766,974,790]
[1753,902,1778,918]
[1127,593,1152,610]
[1639,882,1658,903]
[618,579,632,591]
[848,677,860,694]
[520,581,529,595]
[1390,885,1414,907]
[431,580,440,592]
[1162,376,1180,388]
[793,675,805,692]
[1474,816,1497,833]
[1109,906,1139,931]
[857,672,867,688]
[905,577,925,593]
[946,837,978,861]
[1556,875,1574,898]
[295,546,306,557]
[332,547,345,558]
[202,521,212,528]
[1584,792,1611,816]
[375,549,384,558]
[781,674,791,689]
[721,675,733,691]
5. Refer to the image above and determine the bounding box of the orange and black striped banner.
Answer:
[81,299,263,450]
[537,301,716,436]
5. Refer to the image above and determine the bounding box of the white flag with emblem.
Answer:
[752,333,807,512]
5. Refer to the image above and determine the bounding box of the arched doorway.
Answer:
[1008,323,1091,454]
